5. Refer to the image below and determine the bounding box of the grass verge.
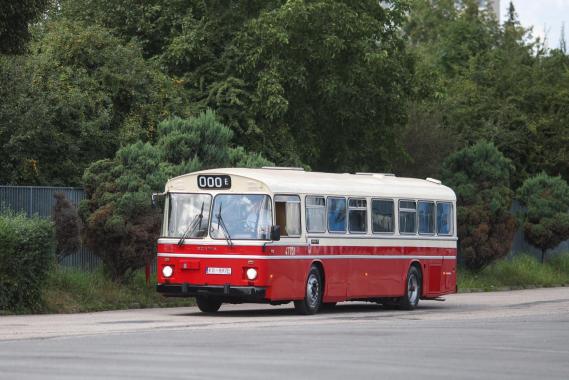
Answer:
[41,266,195,314]
[458,253,569,292]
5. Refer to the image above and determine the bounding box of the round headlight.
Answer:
[162,265,173,278]
[246,268,258,280]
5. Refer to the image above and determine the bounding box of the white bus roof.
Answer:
[165,168,456,201]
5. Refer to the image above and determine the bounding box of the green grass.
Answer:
[41,266,195,314]
[458,253,569,292]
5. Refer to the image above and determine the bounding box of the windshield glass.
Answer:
[166,194,211,238]
[210,195,272,240]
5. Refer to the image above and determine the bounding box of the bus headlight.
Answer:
[162,265,173,278]
[246,268,258,280]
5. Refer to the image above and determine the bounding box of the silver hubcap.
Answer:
[408,273,419,305]
[306,273,320,308]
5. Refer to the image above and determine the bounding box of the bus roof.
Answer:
[165,167,456,201]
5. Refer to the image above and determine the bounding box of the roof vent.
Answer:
[355,172,396,177]
[426,177,442,184]
[262,166,305,171]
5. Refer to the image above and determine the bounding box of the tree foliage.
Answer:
[0,0,49,54]
[56,0,413,172]
[517,173,569,261]
[52,192,82,262]
[79,110,271,281]
[442,141,517,270]
[401,1,568,185]
[0,20,188,186]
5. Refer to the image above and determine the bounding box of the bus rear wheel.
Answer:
[196,296,222,313]
[399,265,422,310]
[294,265,323,315]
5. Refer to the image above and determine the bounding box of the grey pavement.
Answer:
[0,288,568,379]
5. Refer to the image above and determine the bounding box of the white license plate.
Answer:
[206,267,232,275]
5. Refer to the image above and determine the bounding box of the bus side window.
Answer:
[306,196,326,233]
[418,201,435,234]
[348,198,367,233]
[372,199,394,233]
[437,202,453,235]
[327,197,347,233]
[275,195,301,237]
[399,200,417,234]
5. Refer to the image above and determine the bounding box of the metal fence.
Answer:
[0,186,101,271]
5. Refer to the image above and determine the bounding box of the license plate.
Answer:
[206,267,232,275]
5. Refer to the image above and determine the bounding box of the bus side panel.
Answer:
[321,259,348,302]
[266,259,307,301]
[265,244,309,301]
[369,246,406,297]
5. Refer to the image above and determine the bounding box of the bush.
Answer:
[442,141,517,270]
[52,192,82,262]
[0,211,55,312]
[516,173,569,262]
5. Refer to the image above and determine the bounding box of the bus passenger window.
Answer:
[275,195,301,236]
[349,198,367,233]
[437,202,453,235]
[399,200,417,234]
[306,196,326,233]
[327,197,347,233]
[372,199,394,233]
[418,201,435,234]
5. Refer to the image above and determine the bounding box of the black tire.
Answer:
[294,265,323,315]
[399,265,422,310]
[196,296,222,313]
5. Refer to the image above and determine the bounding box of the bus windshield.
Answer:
[167,194,212,238]
[210,194,272,240]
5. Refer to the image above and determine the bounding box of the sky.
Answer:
[505,0,569,49]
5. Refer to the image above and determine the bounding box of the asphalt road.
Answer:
[1,288,568,380]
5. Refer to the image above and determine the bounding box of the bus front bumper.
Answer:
[157,283,266,300]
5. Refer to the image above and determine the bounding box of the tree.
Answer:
[217,0,413,171]
[516,173,569,263]
[441,141,517,270]
[79,110,271,281]
[0,20,189,186]
[52,192,82,263]
[0,0,49,54]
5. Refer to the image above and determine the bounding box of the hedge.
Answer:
[0,211,55,312]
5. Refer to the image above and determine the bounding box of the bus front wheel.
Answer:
[294,265,323,315]
[196,296,222,313]
[399,265,422,310]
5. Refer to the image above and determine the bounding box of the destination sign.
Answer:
[197,175,231,190]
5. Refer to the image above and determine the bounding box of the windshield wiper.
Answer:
[216,202,233,247]
[177,202,205,246]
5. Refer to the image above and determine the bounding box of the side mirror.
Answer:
[270,225,281,241]
[152,192,165,208]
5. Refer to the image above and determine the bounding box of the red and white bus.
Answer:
[155,167,457,314]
